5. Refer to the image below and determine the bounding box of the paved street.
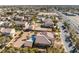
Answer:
[57,22,76,52]
[55,10,79,35]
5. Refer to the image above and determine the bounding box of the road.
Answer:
[57,22,75,52]
[54,10,79,37]
[54,9,77,52]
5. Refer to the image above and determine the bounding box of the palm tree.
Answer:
[63,22,69,29]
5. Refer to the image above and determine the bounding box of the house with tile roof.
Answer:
[0,28,15,37]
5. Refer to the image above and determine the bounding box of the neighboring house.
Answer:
[35,35,51,46]
[0,21,4,26]
[36,16,45,23]
[40,32,55,43]
[24,34,53,48]
[0,28,15,37]
[44,21,53,27]
[42,18,52,23]
[0,17,6,21]
[14,21,28,27]
[24,15,32,21]
[41,18,54,28]
[0,21,12,27]
[15,21,31,30]
[23,22,34,31]
[24,22,30,29]
[13,15,24,21]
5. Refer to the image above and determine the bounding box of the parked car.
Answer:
[61,25,66,30]
[64,29,68,33]
[68,42,72,47]
[70,46,77,53]
[65,37,71,42]
[70,48,77,53]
